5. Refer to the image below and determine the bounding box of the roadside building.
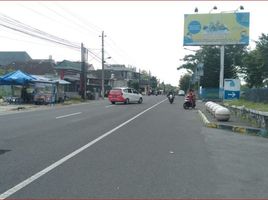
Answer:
[0,51,32,67]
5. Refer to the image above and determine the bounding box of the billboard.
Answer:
[184,12,250,46]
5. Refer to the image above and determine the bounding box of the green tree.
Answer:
[140,70,150,80]
[178,45,247,88]
[128,80,139,91]
[179,74,191,92]
[241,50,264,88]
[255,33,268,81]
[150,76,158,89]
[239,33,268,88]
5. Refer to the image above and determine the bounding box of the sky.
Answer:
[0,1,268,86]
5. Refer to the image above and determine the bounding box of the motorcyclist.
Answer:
[167,91,175,98]
[186,89,196,107]
[167,91,175,103]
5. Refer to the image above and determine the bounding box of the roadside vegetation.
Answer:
[224,99,268,112]
[178,33,268,91]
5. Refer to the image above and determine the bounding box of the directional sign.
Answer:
[224,90,240,100]
[224,79,240,100]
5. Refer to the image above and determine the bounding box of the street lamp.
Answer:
[209,6,217,13]
[235,5,244,12]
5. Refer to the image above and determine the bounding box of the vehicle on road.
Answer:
[183,95,196,109]
[178,90,185,96]
[108,87,143,104]
[168,93,175,104]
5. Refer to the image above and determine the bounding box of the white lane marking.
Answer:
[105,105,115,108]
[56,112,82,119]
[0,98,167,199]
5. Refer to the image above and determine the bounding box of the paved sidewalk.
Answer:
[197,100,268,137]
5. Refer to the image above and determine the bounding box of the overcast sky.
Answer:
[0,1,267,86]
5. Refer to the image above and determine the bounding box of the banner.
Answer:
[184,12,250,46]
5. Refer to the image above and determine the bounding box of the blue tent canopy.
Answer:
[0,70,36,85]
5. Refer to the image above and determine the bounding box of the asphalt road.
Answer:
[1,96,268,198]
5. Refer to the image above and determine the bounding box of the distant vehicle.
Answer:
[108,87,143,104]
[168,93,175,104]
[178,90,185,96]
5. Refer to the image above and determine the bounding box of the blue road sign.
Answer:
[224,90,240,100]
[224,79,240,100]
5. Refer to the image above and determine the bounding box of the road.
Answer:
[1,95,268,198]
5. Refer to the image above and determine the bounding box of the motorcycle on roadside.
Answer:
[183,95,196,109]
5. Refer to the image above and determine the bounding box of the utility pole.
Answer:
[101,31,106,99]
[80,43,86,100]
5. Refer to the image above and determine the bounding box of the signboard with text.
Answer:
[184,12,250,46]
[224,79,240,100]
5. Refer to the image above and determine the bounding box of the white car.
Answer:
[178,90,185,96]
[108,87,143,104]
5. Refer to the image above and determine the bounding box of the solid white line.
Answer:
[0,98,167,199]
[56,112,82,119]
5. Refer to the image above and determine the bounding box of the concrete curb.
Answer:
[198,110,268,138]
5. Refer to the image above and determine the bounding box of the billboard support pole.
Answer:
[219,45,225,100]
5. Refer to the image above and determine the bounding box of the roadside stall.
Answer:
[0,70,36,104]
[0,70,70,105]
[32,75,70,105]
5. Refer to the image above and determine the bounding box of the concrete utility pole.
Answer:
[80,43,86,100]
[101,31,106,99]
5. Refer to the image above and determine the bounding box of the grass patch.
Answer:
[224,99,268,112]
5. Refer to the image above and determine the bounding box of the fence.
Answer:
[200,88,222,101]
[243,88,268,103]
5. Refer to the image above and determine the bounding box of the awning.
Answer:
[0,70,36,85]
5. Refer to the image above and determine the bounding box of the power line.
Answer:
[0,12,81,51]
[0,13,80,47]
[32,3,104,60]
[51,2,135,65]
[55,2,102,35]
[0,33,80,50]
[0,22,80,50]
[26,2,135,66]
[38,2,99,40]
[88,50,102,63]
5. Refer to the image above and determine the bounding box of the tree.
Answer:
[150,76,158,89]
[255,33,268,80]
[179,74,191,92]
[241,50,264,88]
[239,33,268,88]
[178,45,247,88]
[128,80,139,91]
